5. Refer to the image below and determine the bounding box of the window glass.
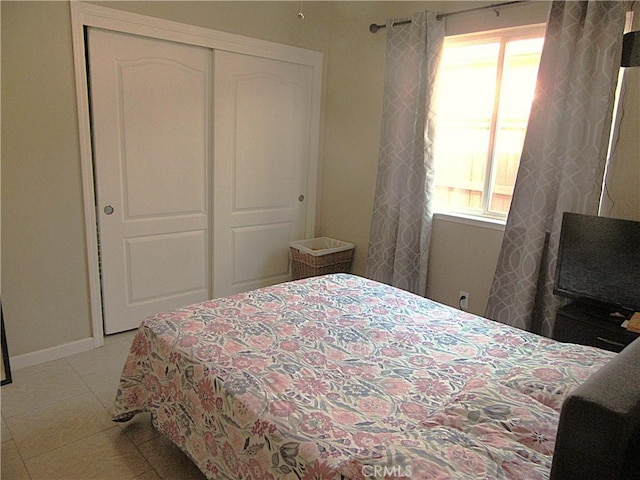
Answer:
[433,27,545,219]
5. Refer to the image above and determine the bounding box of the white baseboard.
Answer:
[10,338,97,371]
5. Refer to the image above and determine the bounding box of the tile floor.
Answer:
[1,330,207,480]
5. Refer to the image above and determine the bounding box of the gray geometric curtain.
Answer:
[366,11,444,295]
[485,1,629,337]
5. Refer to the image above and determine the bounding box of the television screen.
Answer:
[554,213,640,313]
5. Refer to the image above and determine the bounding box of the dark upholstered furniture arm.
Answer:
[550,337,640,480]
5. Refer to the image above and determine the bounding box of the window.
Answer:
[433,25,545,221]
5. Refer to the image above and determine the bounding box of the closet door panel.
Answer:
[214,51,313,296]
[88,29,212,334]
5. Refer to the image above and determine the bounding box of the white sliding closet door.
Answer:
[88,29,212,334]
[213,51,313,297]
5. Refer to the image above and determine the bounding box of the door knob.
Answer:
[298,194,305,202]
[104,205,114,215]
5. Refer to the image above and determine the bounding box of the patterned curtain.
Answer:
[485,1,629,337]
[366,11,444,295]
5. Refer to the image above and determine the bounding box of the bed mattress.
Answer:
[113,274,613,479]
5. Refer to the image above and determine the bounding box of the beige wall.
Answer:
[2,2,92,355]
[2,1,638,358]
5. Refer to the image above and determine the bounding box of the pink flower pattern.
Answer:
[113,274,614,480]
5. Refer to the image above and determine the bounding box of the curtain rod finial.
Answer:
[369,23,382,34]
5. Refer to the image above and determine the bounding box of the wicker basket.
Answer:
[289,237,354,280]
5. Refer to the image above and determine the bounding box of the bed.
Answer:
[112,274,634,479]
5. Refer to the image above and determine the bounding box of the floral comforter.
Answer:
[113,274,614,479]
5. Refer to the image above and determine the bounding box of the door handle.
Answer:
[104,205,114,215]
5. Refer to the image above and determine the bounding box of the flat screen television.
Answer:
[554,212,640,314]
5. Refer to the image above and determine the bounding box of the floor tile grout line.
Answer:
[1,379,96,420]
[7,393,117,462]
[3,438,33,480]
[7,357,75,383]
[20,424,122,462]
[131,434,165,480]
[20,425,155,480]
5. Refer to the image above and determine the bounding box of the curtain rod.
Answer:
[369,0,528,33]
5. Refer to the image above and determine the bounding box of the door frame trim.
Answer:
[70,2,322,347]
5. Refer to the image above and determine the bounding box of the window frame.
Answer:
[433,23,547,224]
